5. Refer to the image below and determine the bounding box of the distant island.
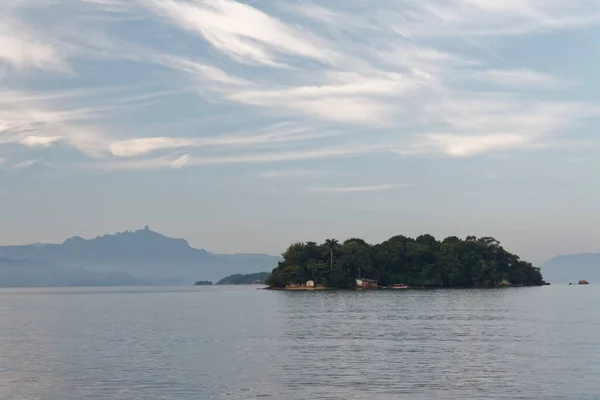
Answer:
[194,280,213,286]
[216,272,270,285]
[542,253,599,283]
[266,235,545,289]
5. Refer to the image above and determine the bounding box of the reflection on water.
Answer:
[1,286,599,399]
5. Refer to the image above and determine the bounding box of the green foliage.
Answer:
[267,235,544,289]
[266,265,302,287]
[322,268,355,289]
[216,272,270,285]
[194,280,213,286]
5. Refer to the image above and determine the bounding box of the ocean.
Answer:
[1,285,599,399]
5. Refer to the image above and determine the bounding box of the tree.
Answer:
[307,260,329,284]
[323,239,340,270]
[339,239,372,278]
[267,234,545,289]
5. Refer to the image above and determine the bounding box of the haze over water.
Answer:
[1,286,599,400]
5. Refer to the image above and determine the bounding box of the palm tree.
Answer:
[324,239,339,270]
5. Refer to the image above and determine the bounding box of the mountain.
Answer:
[541,253,600,283]
[0,227,281,285]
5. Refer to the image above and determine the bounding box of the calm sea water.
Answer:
[1,285,599,400]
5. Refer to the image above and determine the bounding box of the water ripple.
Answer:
[0,286,599,399]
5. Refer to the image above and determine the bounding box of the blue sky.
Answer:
[1,0,599,264]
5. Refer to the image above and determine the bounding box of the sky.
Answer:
[1,0,599,264]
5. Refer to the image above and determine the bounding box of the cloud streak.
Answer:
[11,159,39,169]
[0,19,68,72]
[310,184,412,193]
[1,0,599,174]
[258,169,322,179]
[389,0,600,37]
[469,69,566,89]
[100,144,378,170]
[110,137,193,157]
[142,0,335,67]
[19,136,62,147]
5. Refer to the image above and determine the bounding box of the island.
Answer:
[216,272,270,285]
[194,280,213,286]
[266,235,545,289]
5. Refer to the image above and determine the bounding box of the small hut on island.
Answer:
[356,278,378,289]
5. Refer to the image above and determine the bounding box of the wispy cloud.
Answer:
[110,137,193,157]
[310,184,412,193]
[389,0,600,37]
[0,85,178,157]
[108,124,335,157]
[1,0,599,173]
[170,153,189,169]
[391,98,600,157]
[469,69,566,89]
[0,19,69,72]
[142,0,335,67]
[227,71,430,124]
[427,133,532,157]
[154,55,251,87]
[97,140,393,170]
[11,159,38,169]
[256,169,342,179]
[258,169,318,179]
[19,136,62,147]
[94,153,191,170]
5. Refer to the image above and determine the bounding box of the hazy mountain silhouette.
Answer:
[542,253,600,283]
[0,227,281,285]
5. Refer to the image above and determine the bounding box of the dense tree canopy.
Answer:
[266,235,544,288]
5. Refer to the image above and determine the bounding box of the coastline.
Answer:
[263,286,332,291]
[263,284,544,291]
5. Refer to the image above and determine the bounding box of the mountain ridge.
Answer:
[0,227,281,286]
[541,253,600,283]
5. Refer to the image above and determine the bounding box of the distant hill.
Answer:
[542,253,600,283]
[0,227,281,286]
[216,272,270,285]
